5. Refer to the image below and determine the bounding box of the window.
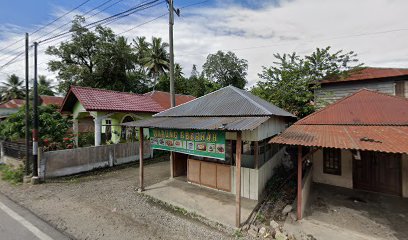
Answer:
[105,119,112,125]
[323,148,341,175]
[395,81,406,97]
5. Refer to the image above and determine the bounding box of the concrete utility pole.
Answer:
[168,0,179,108]
[32,42,39,181]
[25,33,30,176]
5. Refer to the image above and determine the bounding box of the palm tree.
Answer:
[133,36,149,65]
[142,37,169,84]
[0,74,24,102]
[38,75,55,96]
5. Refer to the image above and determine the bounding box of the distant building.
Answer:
[315,67,408,108]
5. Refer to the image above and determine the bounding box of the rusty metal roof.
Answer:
[154,86,296,118]
[321,67,408,84]
[122,116,270,131]
[271,125,408,154]
[270,89,408,153]
[298,89,408,125]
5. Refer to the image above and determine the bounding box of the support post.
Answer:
[73,119,79,147]
[32,42,39,178]
[138,127,144,192]
[0,141,4,164]
[235,131,242,228]
[168,0,176,108]
[297,145,303,220]
[170,152,174,178]
[93,115,101,146]
[254,141,259,169]
[25,32,30,176]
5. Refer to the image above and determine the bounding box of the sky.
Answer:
[0,0,407,89]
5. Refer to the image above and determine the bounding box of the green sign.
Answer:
[149,128,226,160]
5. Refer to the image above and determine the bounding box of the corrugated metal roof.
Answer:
[298,89,408,125]
[270,89,408,153]
[270,125,408,154]
[122,116,270,131]
[154,86,296,118]
[321,67,408,84]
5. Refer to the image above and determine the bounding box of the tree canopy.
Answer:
[251,47,363,118]
[0,74,25,102]
[202,51,248,89]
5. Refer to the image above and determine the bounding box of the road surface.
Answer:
[0,192,70,240]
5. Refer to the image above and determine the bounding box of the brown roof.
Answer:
[270,89,408,153]
[321,67,408,84]
[60,86,164,113]
[0,96,64,109]
[144,91,195,110]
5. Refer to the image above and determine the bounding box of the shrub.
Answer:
[0,164,24,184]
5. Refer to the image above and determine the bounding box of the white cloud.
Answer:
[0,0,407,89]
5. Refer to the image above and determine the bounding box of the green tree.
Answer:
[0,74,25,102]
[251,47,363,118]
[142,37,169,85]
[46,16,138,94]
[37,75,55,96]
[0,105,70,143]
[187,65,221,97]
[202,51,248,89]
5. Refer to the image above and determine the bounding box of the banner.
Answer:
[149,128,226,160]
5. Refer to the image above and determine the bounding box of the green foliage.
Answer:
[251,47,363,118]
[0,164,24,184]
[0,105,71,143]
[78,132,95,147]
[203,51,248,89]
[0,74,25,102]
[37,75,56,96]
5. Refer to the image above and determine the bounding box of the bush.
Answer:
[0,164,24,184]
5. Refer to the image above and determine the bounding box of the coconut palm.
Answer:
[38,75,56,96]
[0,74,24,102]
[142,37,169,84]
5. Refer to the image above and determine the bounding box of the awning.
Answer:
[122,116,270,131]
[270,125,408,154]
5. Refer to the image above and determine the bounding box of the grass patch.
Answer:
[0,164,24,184]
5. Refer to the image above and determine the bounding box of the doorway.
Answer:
[353,151,402,196]
[173,152,188,178]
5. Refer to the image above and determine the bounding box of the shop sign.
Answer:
[149,128,226,160]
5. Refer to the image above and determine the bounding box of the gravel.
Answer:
[0,159,235,240]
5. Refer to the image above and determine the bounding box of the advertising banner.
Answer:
[149,128,226,160]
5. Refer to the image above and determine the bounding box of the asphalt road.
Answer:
[0,192,70,240]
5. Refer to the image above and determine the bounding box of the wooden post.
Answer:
[297,145,302,220]
[170,151,174,179]
[235,131,242,228]
[138,127,144,192]
[254,141,259,169]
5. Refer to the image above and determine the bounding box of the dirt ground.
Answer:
[285,183,408,240]
[0,159,235,240]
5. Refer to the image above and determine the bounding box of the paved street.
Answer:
[0,192,70,240]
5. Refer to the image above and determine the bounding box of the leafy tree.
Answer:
[0,74,24,102]
[46,16,138,94]
[187,65,221,97]
[251,47,363,118]
[37,75,55,96]
[0,105,70,143]
[202,51,248,89]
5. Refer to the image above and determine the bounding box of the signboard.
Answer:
[149,128,226,160]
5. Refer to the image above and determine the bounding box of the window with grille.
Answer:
[323,148,341,175]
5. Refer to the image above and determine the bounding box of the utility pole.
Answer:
[32,42,39,180]
[168,0,179,108]
[25,33,30,176]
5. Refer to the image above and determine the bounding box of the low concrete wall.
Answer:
[42,142,151,178]
[312,149,353,189]
[231,147,286,201]
[301,166,313,217]
[403,154,408,198]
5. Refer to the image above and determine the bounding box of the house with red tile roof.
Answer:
[60,86,195,146]
[315,67,408,108]
[270,89,408,219]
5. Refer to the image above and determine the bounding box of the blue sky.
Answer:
[0,0,407,87]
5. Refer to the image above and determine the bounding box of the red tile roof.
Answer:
[61,86,164,113]
[321,67,408,84]
[0,96,64,109]
[270,89,408,153]
[144,90,195,109]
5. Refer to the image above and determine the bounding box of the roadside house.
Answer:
[270,89,408,220]
[60,86,195,146]
[125,85,296,227]
[315,67,408,108]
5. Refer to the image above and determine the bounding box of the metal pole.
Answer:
[235,131,242,228]
[32,42,39,177]
[168,0,176,108]
[25,33,30,176]
[138,127,144,192]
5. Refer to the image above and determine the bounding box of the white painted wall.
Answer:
[312,149,353,189]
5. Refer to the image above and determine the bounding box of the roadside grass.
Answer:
[0,164,24,184]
